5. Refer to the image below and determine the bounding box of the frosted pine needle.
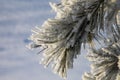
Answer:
[83,41,120,80]
[28,0,120,79]
[82,72,95,80]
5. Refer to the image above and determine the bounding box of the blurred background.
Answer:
[0,0,90,80]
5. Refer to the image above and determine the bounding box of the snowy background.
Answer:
[0,0,90,80]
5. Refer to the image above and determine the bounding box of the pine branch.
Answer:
[28,0,120,79]
[83,41,120,80]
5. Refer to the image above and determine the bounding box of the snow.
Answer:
[0,0,89,80]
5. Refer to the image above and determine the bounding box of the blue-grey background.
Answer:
[0,0,90,80]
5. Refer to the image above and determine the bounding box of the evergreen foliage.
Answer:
[28,0,120,80]
[83,41,120,80]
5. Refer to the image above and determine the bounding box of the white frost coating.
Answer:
[83,41,120,80]
[82,72,95,80]
[28,0,120,79]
